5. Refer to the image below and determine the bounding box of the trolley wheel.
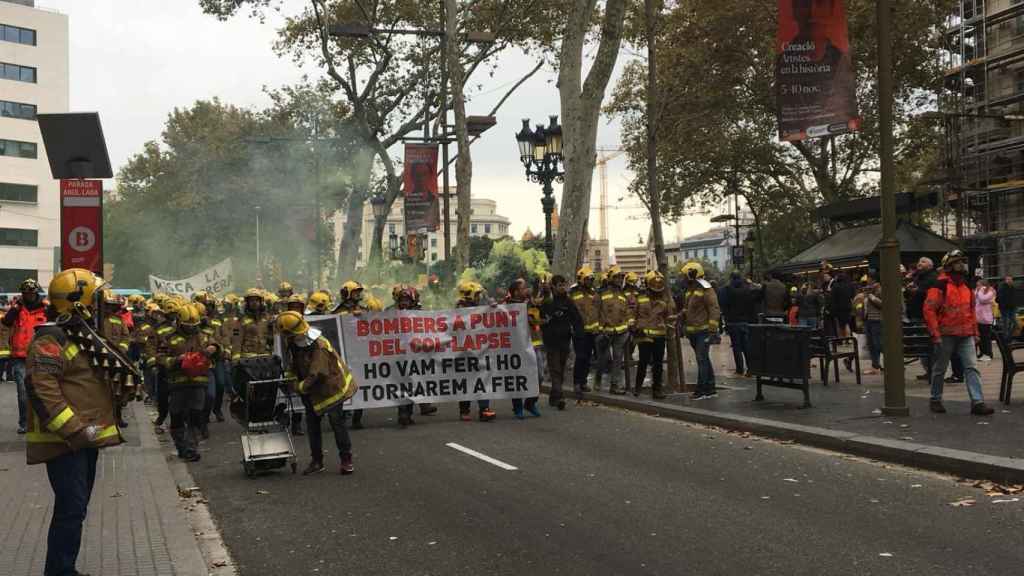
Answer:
[243,461,256,478]
[291,461,297,474]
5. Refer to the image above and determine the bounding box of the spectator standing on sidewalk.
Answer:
[680,261,721,399]
[3,279,48,434]
[908,257,939,381]
[997,275,1017,340]
[797,284,824,329]
[974,278,996,362]
[541,275,580,410]
[925,250,995,416]
[0,297,10,384]
[830,272,856,338]
[863,273,884,375]
[721,272,758,376]
[762,272,789,320]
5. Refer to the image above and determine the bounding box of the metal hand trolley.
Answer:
[231,357,299,478]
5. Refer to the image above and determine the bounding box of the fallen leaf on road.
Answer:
[870,499,880,503]
[256,489,270,496]
[900,437,914,441]
[1002,410,1012,414]
[992,498,1020,504]
[871,409,882,415]
[761,496,770,500]
[882,421,894,425]
[879,553,894,558]
[899,424,910,429]
[177,486,200,498]
[910,484,922,489]
[977,422,990,426]
[212,560,228,567]
[110,491,125,498]
[389,536,398,541]
[950,499,976,507]
[428,541,437,546]
[744,446,753,450]
[783,478,800,483]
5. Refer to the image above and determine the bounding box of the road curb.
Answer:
[132,403,237,576]
[543,385,1024,483]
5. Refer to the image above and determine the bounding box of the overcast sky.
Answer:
[42,0,715,252]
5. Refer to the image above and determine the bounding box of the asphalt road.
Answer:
[185,400,1024,576]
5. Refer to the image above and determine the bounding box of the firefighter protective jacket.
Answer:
[159,330,214,390]
[570,285,601,334]
[290,336,355,416]
[232,314,273,361]
[599,286,633,335]
[924,273,978,340]
[24,324,123,465]
[682,279,721,334]
[634,291,672,342]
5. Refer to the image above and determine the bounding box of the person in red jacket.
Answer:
[2,279,49,433]
[924,250,994,416]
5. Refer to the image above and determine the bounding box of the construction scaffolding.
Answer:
[942,0,1024,278]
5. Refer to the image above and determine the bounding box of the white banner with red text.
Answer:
[339,304,538,409]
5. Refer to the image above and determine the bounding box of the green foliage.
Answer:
[107,96,353,290]
[607,0,953,269]
[460,239,549,297]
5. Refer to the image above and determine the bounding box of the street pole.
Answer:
[255,206,262,286]
[440,0,452,263]
[314,119,322,289]
[878,0,908,416]
[734,191,741,271]
[542,177,555,263]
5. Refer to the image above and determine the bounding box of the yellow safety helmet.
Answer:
[266,293,280,306]
[644,270,666,292]
[681,261,705,280]
[244,288,263,301]
[537,272,552,285]
[625,271,639,285]
[223,293,240,305]
[277,281,294,297]
[145,302,162,314]
[457,280,485,304]
[339,280,364,302]
[941,249,967,269]
[48,268,105,318]
[285,293,306,312]
[364,294,385,312]
[276,311,309,336]
[606,265,622,278]
[576,266,594,283]
[308,290,332,313]
[174,303,201,327]
[193,290,213,305]
[100,288,120,305]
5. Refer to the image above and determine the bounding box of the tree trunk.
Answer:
[336,148,374,280]
[445,0,472,274]
[553,0,628,278]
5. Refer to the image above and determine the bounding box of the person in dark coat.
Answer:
[721,273,759,375]
[998,275,1018,339]
[829,272,855,338]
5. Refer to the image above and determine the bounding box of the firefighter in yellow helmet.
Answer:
[391,284,439,425]
[332,281,370,429]
[456,281,497,422]
[99,289,133,427]
[195,292,230,427]
[276,281,294,312]
[680,261,721,399]
[277,311,356,475]
[285,293,306,314]
[308,290,333,315]
[570,266,600,399]
[158,303,219,461]
[632,271,673,399]
[598,265,632,394]
[26,269,132,576]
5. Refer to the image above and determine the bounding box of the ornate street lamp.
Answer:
[370,192,388,263]
[514,115,565,262]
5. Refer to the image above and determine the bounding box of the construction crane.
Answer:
[594,147,627,241]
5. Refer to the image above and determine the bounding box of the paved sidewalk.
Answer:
[563,335,1024,481]
[0,386,208,576]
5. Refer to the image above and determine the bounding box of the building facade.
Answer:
[357,195,511,267]
[942,0,1024,278]
[663,227,737,273]
[613,245,649,276]
[0,0,68,291]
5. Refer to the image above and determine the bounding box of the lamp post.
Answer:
[515,115,565,263]
[744,230,755,278]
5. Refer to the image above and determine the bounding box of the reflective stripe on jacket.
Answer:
[599,288,632,334]
[682,281,721,334]
[570,286,601,333]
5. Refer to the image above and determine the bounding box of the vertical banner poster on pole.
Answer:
[775,0,861,141]
[60,179,103,274]
[402,144,440,232]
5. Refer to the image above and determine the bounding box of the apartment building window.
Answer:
[0,227,38,247]
[484,224,492,235]
[471,224,478,234]
[0,139,37,158]
[0,100,36,120]
[1,24,35,46]
[0,182,37,203]
[430,237,437,248]
[1,62,36,83]
[0,268,37,292]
